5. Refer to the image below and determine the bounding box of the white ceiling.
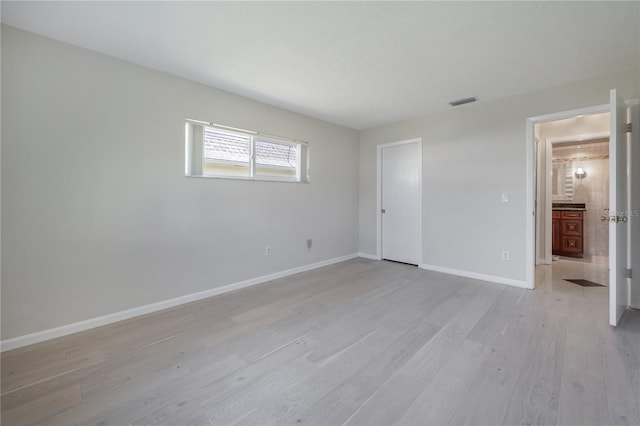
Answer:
[2,1,639,130]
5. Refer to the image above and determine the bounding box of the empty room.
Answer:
[1,2,639,425]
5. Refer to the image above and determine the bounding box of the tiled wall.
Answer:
[553,141,609,257]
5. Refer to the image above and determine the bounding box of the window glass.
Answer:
[203,129,251,177]
[255,138,298,180]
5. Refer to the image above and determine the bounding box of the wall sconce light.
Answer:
[575,167,586,179]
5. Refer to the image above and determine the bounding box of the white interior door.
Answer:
[609,89,629,326]
[381,142,420,265]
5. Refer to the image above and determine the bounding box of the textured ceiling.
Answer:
[2,1,639,130]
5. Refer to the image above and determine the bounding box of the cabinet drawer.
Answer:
[561,236,583,253]
[562,219,582,236]
[552,211,560,219]
[561,211,583,219]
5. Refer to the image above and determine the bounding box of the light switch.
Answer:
[501,193,509,203]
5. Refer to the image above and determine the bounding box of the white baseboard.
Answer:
[1,253,359,352]
[419,263,531,289]
[357,252,379,260]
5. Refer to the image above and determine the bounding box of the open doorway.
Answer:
[535,113,611,293]
[526,89,638,326]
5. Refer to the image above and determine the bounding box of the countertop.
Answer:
[552,203,587,212]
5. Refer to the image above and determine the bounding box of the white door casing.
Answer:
[377,139,422,265]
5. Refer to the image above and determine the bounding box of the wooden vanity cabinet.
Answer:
[552,210,584,257]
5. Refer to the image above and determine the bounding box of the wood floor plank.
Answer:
[1,258,637,426]
[232,277,445,425]
[397,288,536,425]
[298,318,441,425]
[465,285,526,345]
[45,353,202,425]
[396,338,488,426]
[343,283,504,425]
[1,384,82,425]
[445,288,538,425]
[500,299,568,426]
[2,354,107,413]
[234,324,407,425]
[52,353,245,425]
[1,349,105,396]
[557,295,612,426]
[205,356,320,424]
[130,336,317,425]
[597,310,640,426]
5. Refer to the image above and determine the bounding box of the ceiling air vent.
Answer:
[449,97,478,107]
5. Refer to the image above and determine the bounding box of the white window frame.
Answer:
[185,119,310,183]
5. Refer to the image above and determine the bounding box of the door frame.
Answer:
[526,104,609,289]
[376,138,423,262]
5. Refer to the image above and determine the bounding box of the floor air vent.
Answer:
[564,279,606,287]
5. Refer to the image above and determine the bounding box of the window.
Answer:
[203,128,251,177]
[185,120,309,182]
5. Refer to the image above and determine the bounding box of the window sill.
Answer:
[185,174,310,184]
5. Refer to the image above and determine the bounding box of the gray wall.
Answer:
[359,68,639,283]
[1,26,359,339]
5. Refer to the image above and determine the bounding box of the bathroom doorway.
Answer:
[535,112,611,269]
[527,90,638,326]
[533,113,611,302]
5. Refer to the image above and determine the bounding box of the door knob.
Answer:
[381,209,386,214]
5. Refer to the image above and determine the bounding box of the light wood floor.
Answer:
[1,258,638,425]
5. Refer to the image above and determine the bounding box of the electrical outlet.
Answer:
[307,239,312,249]
[266,245,272,256]
[501,193,509,202]
[502,250,510,261]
